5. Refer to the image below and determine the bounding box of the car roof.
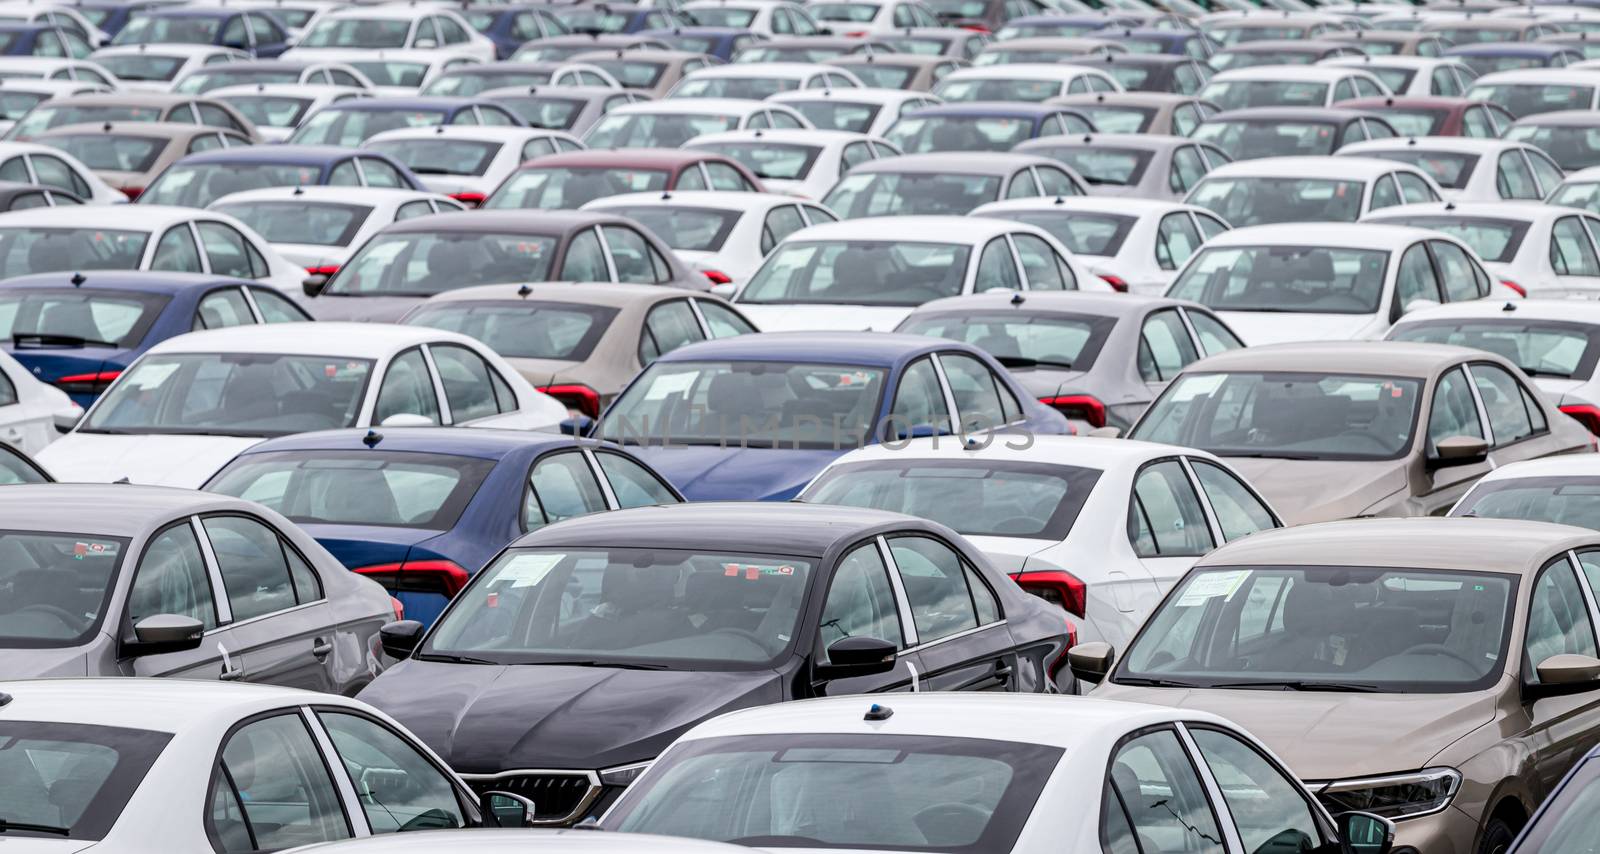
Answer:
[42,92,203,108]
[167,144,360,166]
[1207,106,1377,122]
[1473,453,1600,483]
[788,214,1036,243]
[1320,55,1465,71]
[1470,68,1600,84]
[1210,65,1372,81]
[381,208,616,235]
[0,678,357,734]
[94,43,240,57]
[0,271,254,294]
[0,203,207,229]
[511,501,928,555]
[210,185,445,206]
[899,101,1070,117]
[1447,40,1576,55]
[607,97,770,115]
[1365,199,1575,225]
[1017,132,1190,153]
[1210,220,1444,250]
[1396,296,1600,326]
[1216,38,1353,52]
[1051,91,1201,109]
[34,120,229,142]
[314,96,484,111]
[1205,155,1419,181]
[768,87,933,106]
[365,125,564,144]
[1199,516,1598,574]
[0,483,267,538]
[1333,95,1482,110]
[286,829,754,854]
[685,128,877,146]
[852,151,1057,174]
[909,288,1200,319]
[657,329,950,367]
[239,426,587,459]
[520,148,726,169]
[683,61,839,78]
[975,195,1212,218]
[1340,136,1530,155]
[418,280,702,308]
[941,63,1110,81]
[1509,109,1600,126]
[148,321,473,357]
[585,188,804,213]
[1186,339,1479,376]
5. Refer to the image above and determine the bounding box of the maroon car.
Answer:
[1335,95,1518,138]
[483,148,765,209]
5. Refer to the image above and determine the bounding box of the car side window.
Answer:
[1155,212,1203,272]
[595,451,678,508]
[639,299,705,366]
[250,287,310,323]
[359,157,405,188]
[1139,309,1198,383]
[0,157,27,183]
[1005,170,1039,199]
[560,227,610,281]
[1012,233,1068,290]
[1105,729,1226,854]
[1430,240,1485,302]
[196,104,245,133]
[1189,728,1325,854]
[207,714,351,853]
[374,347,441,425]
[1428,366,1484,453]
[317,711,465,834]
[328,159,362,186]
[151,225,204,272]
[1170,146,1207,194]
[939,351,1013,430]
[890,356,948,434]
[1185,309,1243,356]
[1526,559,1600,680]
[705,161,755,191]
[762,205,807,253]
[198,222,265,279]
[128,521,216,630]
[1036,165,1079,196]
[524,451,607,530]
[1337,120,1367,151]
[974,237,1021,290]
[1470,362,1538,446]
[888,535,982,641]
[1396,243,1442,309]
[1461,105,1493,136]
[1395,171,1439,204]
[1498,150,1540,199]
[1128,460,1216,557]
[1551,216,1600,277]
[396,200,435,221]
[820,541,904,657]
[430,343,506,422]
[195,287,254,330]
[1369,174,1402,211]
[202,515,299,621]
[695,300,757,338]
[840,141,874,174]
[1194,213,1227,241]
[1190,460,1275,541]
[1528,150,1564,195]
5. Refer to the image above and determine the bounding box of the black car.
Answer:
[361,502,1073,826]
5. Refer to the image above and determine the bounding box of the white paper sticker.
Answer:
[493,552,564,588]
[1170,373,1225,402]
[643,371,696,401]
[127,362,179,390]
[1175,569,1250,607]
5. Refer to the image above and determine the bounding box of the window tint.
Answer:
[374,348,441,425]
[596,451,677,508]
[1551,216,1600,277]
[890,535,980,642]
[152,225,204,272]
[203,515,296,621]
[1128,460,1215,557]
[940,351,1012,429]
[1189,728,1323,854]
[697,300,756,338]
[1395,171,1438,204]
[640,300,704,366]
[1428,366,1484,453]
[31,155,88,196]
[1005,170,1039,199]
[763,205,807,253]
[1430,240,1485,302]
[1186,310,1243,356]
[1396,243,1442,308]
[1156,212,1203,272]
[0,157,27,182]
[195,288,254,330]
[1013,233,1068,290]
[128,522,216,629]
[1498,150,1540,199]
[317,711,464,834]
[327,159,362,186]
[820,541,904,657]
[1462,105,1493,136]
[560,227,609,281]
[197,222,261,279]
[890,356,947,433]
[1191,460,1275,541]
[207,714,350,853]
[1139,309,1198,383]
[251,288,309,323]
[1472,362,1537,446]
[974,237,1021,290]
[525,451,607,530]
[1106,729,1226,854]
[431,343,504,422]
[1369,174,1402,211]
[1526,561,1599,678]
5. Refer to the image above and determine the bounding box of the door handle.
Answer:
[993,661,1013,682]
[219,666,245,681]
[311,639,333,659]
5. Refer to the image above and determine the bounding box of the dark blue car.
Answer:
[1100,27,1218,59]
[286,97,527,146]
[461,4,571,59]
[201,426,684,625]
[135,145,426,208]
[75,0,176,39]
[0,272,311,406]
[570,3,687,35]
[0,24,94,58]
[639,26,767,61]
[591,332,1071,501]
[109,7,292,57]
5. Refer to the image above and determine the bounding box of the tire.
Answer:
[1477,815,1517,854]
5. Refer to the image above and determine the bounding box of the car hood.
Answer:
[1094,684,1498,780]
[303,294,425,322]
[0,645,90,679]
[632,444,846,501]
[734,304,912,333]
[0,838,102,854]
[1221,457,1406,525]
[360,658,784,771]
[1213,311,1384,346]
[36,434,263,487]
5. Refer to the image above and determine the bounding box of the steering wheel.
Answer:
[1397,643,1477,669]
[13,603,80,627]
[711,626,770,651]
[914,802,991,839]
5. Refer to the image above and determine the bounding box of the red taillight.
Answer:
[1048,617,1078,681]
[1039,394,1105,428]
[960,23,989,31]
[1561,404,1600,436]
[353,559,471,598]
[537,383,601,419]
[844,29,868,36]
[1501,279,1527,297]
[1009,569,1087,618]
[54,370,121,394]
[1098,274,1129,293]
[119,186,142,200]
[305,264,340,277]
[450,191,487,207]
[702,269,733,285]
[389,596,405,622]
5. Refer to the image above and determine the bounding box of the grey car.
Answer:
[896,290,1244,432]
[1015,132,1233,200]
[823,151,1088,217]
[481,84,652,135]
[0,483,395,690]
[1050,92,1220,136]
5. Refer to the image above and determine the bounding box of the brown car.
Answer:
[1050,91,1219,136]
[569,48,720,97]
[398,281,757,417]
[827,53,965,91]
[1073,516,1600,854]
[1325,29,1453,57]
[5,92,261,142]
[1127,341,1594,524]
[33,121,252,198]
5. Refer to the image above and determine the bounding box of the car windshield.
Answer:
[1211,49,1323,71]
[1072,105,1153,134]
[205,449,496,528]
[0,227,150,276]
[426,546,816,666]
[208,200,372,247]
[113,14,221,44]
[606,732,1061,850]
[405,299,618,360]
[887,115,1034,152]
[1118,565,1514,693]
[1504,123,1600,170]
[742,240,971,306]
[95,53,184,81]
[784,99,880,133]
[328,231,558,295]
[423,70,550,97]
[0,90,45,121]
[685,7,756,26]
[599,360,886,448]
[485,166,670,208]
[140,163,325,207]
[496,95,584,129]
[986,210,1135,256]
[1358,149,1478,189]
[0,721,171,838]
[0,288,168,348]
[811,3,882,21]
[367,138,500,177]
[84,352,373,436]
[1375,107,1445,137]
[1170,245,1388,313]
[1367,215,1527,263]
[0,532,128,647]
[898,310,1115,371]
[1133,371,1422,459]
[1465,83,1592,117]
[349,61,431,88]
[824,171,1001,216]
[935,77,1065,102]
[11,104,165,138]
[1186,177,1365,226]
[1027,146,1150,186]
[1550,181,1600,213]
[1390,319,1597,380]
[674,75,802,99]
[1454,476,1600,529]
[38,133,168,173]
[590,205,740,251]
[223,95,315,129]
[695,141,820,180]
[290,107,449,146]
[587,59,667,89]
[585,112,740,148]
[1192,120,1340,159]
[1198,80,1330,110]
[300,17,410,47]
[175,68,301,94]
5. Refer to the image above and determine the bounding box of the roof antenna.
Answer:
[362,429,383,448]
[1010,291,1025,305]
[70,272,85,287]
[517,283,533,297]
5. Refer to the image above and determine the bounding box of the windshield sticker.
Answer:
[643,371,696,401]
[494,552,564,588]
[127,362,180,390]
[72,541,118,560]
[1175,569,1250,607]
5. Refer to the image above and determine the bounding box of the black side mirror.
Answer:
[816,636,896,680]
[1525,653,1600,700]
[379,620,425,659]
[1426,435,1489,470]
[302,274,328,297]
[560,415,595,437]
[126,614,205,656]
[480,791,534,827]
[1336,811,1395,854]
[1068,641,1114,684]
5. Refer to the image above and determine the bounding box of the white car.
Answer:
[768,87,940,137]
[87,43,246,93]
[682,127,900,200]
[1338,137,1565,203]
[215,0,348,40]
[0,140,124,202]
[280,47,484,95]
[1465,68,1600,117]
[1365,201,1600,298]
[0,3,109,47]
[667,61,862,98]
[800,435,1280,648]
[806,0,940,34]
[1550,164,1600,215]
[208,82,368,142]
[0,205,305,287]
[0,77,112,136]
[731,215,1108,331]
[1316,55,1478,96]
[1449,455,1600,521]
[38,322,569,486]
[171,58,379,95]
[932,64,1123,103]
[209,185,467,272]
[1164,221,1503,345]
[583,98,813,149]
[286,6,497,63]
[363,125,585,205]
[973,196,1231,295]
[0,56,119,88]
[272,832,753,854]
[0,347,78,453]
[600,693,1397,854]
[682,0,827,36]
[1184,155,1443,227]
[1198,64,1391,110]
[583,190,839,289]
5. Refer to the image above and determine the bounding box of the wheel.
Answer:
[1477,814,1517,854]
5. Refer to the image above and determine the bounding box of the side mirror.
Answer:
[1068,641,1114,684]
[301,274,328,297]
[1426,435,1489,470]
[1336,811,1395,854]
[480,791,534,827]
[52,406,82,434]
[380,413,436,427]
[127,614,205,655]
[560,415,595,436]
[815,636,897,680]
[1527,653,1600,699]
[379,620,425,659]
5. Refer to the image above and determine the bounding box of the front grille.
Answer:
[461,770,601,826]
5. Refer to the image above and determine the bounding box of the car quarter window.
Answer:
[152,225,204,273]
[1156,212,1203,272]
[888,534,996,642]
[129,521,217,630]
[1526,558,1600,681]
[595,450,678,508]
[250,287,310,323]
[359,157,405,188]
[939,351,1019,429]
[1428,366,1485,453]
[1395,171,1438,204]
[1469,362,1539,446]
[198,222,268,280]
[762,205,807,254]
[316,710,466,833]
[1396,243,1442,309]
[374,347,442,426]
[207,713,351,852]
[1188,727,1327,854]
[1369,174,1401,211]
[705,161,755,191]
[524,450,608,531]
[1498,150,1540,200]
[1139,308,1199,383]
[820,540,905,658]
[1430,240,1485,302]
[202,515,311,621]
[1104,728,1227,854]
[1551,216,1600,278]
[396,200,435,221]
[31,154,90,197]
[1184,310,1243,356]
[695,300,757,338]
[1012,233,1069,290]
[1128,460,1216,557]
[889,356,949,433]
[195,287,254,330]
[1189,459,1275,541]
[429,343,508,423]
[560,227,610,282]
[975,237,1022,290]
[640,299,705,366]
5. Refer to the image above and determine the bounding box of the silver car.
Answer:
[0,483,395,691]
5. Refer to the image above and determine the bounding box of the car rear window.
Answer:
[405,300,619,360]
[0,721,172,840]
[205,449,496,529]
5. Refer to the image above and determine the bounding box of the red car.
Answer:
[483,148,765,209]
[1335,95,1518,138]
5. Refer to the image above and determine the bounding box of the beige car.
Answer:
[398,282,758,419]
[1128,341,1594,524]
[5,93,262,143]
[33,121,252,198]
[569,48,720,98]
[827,53,965,91]
[1051,91,1219,136]
[1072,516,1600,854]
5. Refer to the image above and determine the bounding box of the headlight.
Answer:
[599,760,653,787]
[1314,767,1462,819]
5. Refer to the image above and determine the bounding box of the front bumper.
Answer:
[1383,805,1479,854]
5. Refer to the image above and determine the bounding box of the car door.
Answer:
[884,532,1015,692]
[1419,365,1492,511]
[811,538,920,695]
[1127,458,1216,607]
[1184,724,1338,854]
[205,711,354,851]
[1468,359,1557,469]
[122,518,238,680]
[1102,726,1228,854]
[1520,553,1600,801]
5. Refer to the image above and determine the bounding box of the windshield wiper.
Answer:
[414,653,498,665]
[1521,368,1574,379]
[0,820,70,837]
[1114,676,1205,688]
[1209,679,1382,693]
[408,166,460,175]
[533,660,671,670]
[995,355,1074,370]
[12,332,118,348]
[1217,451,1323,460]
